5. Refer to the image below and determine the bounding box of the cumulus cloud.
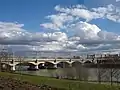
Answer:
[0,22,68,45]
[41,4,120,30]
[54,5,103,22]
[92,4,120,22]
[116,0,120,2]
[40,13,74,30]
[68,21,101,40]
[40,4,120,55]
[0,22,70,55]
[1,4,120,56]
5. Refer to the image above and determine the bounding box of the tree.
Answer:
[113,69,120,85]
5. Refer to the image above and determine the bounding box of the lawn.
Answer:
[0,72,120,90]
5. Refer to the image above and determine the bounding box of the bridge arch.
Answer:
[15,62,36,66]
[72,61,82,67]
[83,60,92,64]
[15,62,37,70]
[57,61,70,68]
[38,63,45,69]
[43,61,55,69]
[0,63,11,71]
[83,60,94,68]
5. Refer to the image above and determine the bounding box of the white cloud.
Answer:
[1,4,120,56]
[0,22,68,44]
[77,44,87,50]
[30,42,64,51]
[92,4,120,23]
[0,22,31,41]
[41,4,120,32]
[0,22,69,53]
[69,36,80,41]
[68,21,101,40]
[40,4,120,43]
[40,13,74,30]
[55,4,120,23]
[97,31,118,40]
[116,0,120,2]
[48,32,68,42]
[55,5,102,22]
[40,4,120,55]
[40,23,60,30]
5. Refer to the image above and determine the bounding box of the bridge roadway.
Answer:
[0,58,95,71]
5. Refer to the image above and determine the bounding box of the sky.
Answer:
[0,0,120,56]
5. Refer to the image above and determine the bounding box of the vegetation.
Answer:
[0,72,120,90]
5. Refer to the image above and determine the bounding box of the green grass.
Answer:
[0,72,120,90]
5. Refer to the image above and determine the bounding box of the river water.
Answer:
[16,66,120,82]
[15,66,96,79]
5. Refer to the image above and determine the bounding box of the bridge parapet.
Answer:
[21,58,84,62]
[0,58,94,67]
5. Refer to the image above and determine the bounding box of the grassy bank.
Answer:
[0,72,120,90]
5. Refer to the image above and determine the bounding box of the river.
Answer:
[15,66,109,81]
[15,66,120,82]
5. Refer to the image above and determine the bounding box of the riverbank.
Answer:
[0,72,120,90]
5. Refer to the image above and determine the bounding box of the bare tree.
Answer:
[114,69,120,85]
[62,67,76,80]
[96,54,120,85]
[0,49,13,72]
[96,55,110,84]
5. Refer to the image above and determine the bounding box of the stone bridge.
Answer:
[0,58,95,71]
[0,53,119,71]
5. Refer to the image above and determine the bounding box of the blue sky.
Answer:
[0,0,82,32]
[0,0,119,33]
[0,0,120,54]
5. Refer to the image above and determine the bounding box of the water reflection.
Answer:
[15,66,120,82]
[15,66,97,80]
